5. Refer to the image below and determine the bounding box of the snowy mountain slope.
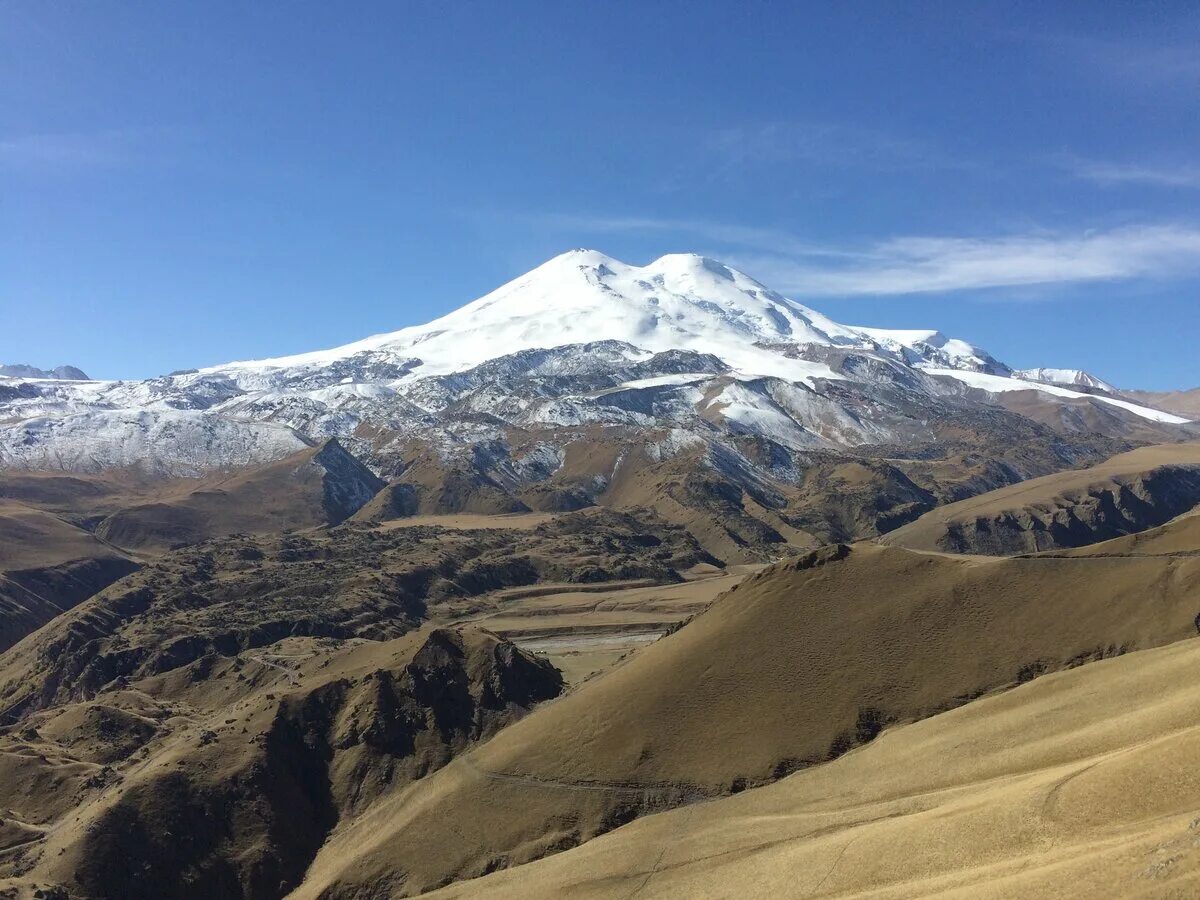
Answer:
[1013,367,1118,394]
[203,250,1009,385]
[0,249,1191,482]
[934,369,1188,425]
[0,409,309,476]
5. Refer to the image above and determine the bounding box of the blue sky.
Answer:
[3,1,1198,388]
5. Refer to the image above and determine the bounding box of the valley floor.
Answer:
[459,564,761,685]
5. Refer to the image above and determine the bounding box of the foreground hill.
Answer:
[1,479,1199,896]
[290,534,1200,897]
[880,442,1200,554]
[427,632,1200,899]
[0,506,716,898]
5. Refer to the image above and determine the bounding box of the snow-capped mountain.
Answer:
[0,250,1191,481]
[206,249,1008,385]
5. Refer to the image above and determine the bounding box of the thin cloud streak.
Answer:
[0,126,192,171]
[527,212,1200,297]
[732,226,1200,296]
[1068,158,1200,190]
[1073,37,1200,85]
[705,121,974,172]
[0,131,129,168]
[1017,28,1200,87]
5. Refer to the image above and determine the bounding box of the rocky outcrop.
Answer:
[879,444,1200,556]
[31,628,562,900]
[935,466,1200,554]
[0,510,712,720]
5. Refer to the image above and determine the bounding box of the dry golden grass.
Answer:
[0,501,124,570]
[0,626,561,898]
[0,500,138,652]
[291,537,1200,897]
[424,635,1200,898]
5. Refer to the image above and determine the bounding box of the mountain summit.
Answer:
[208,249,1000,383]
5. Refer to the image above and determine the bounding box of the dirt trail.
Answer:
[245,651,315,687]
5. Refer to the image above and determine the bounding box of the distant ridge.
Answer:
[0,363,89,380]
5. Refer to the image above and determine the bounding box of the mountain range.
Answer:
[2,250,1196,562]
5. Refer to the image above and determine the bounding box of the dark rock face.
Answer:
[312,439,386,524]
[939,466,1200,555]
[64,628,561,900]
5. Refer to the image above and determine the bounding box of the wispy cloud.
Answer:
[731,226,1200,296]
[0,126,189,171]
[525,212,1200,297]
[1066,157,1200,190]
[1067,36,1200,86]
[1,130,131,168]
[1018,27,1200,88]
[705,122,971,173]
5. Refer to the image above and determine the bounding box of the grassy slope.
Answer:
[426,633,1200,899]
[293,534,1200,897]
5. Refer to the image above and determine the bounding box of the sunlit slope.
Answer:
[426,634,1200,899]
[0,500,138,652]
[93,439,383,552]
[293,539,1200,897]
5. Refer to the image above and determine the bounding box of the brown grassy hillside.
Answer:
[94,439,383,553]
[426,633,1200,899]
[0,626,561,899]
[0,501,138,653]
[292,533,1200,897]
